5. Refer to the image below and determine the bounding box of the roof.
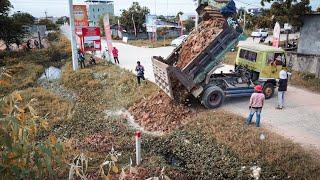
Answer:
[237,43,284,52]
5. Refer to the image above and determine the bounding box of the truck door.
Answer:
[264,52,285,79]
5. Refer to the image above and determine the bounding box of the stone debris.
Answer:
[129,91,194,133]
[176,18,224,68]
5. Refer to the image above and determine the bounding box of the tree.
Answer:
[0,16,26,50]
[119,2,150,33]
[37,19,58,31]
[12,12,35,26]
[184,19,195,32]
[260,0,312,27]
[317,7,320,12]
[0,0,12,16]
[0,1,26,50]
[98,14,119,36]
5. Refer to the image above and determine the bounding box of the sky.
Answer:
[10,0,320,18]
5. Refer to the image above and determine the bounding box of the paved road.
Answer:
[61,25,320,151]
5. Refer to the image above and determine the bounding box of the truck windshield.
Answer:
[239,49,257,62]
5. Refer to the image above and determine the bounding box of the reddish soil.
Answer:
[129,91,194,133]
[176,18,225,68]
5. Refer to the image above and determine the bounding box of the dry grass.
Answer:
[61,62,158,109]
[123,38,174,48]
[191,110,320,179]
[18,87,73,124]
[290,71,320,93]
[0,63,44,97]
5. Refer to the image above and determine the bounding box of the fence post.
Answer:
[135,131,141,165]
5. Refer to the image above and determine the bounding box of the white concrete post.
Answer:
[135,131,141,165]
[68,0,79,71]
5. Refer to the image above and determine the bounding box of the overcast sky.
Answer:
[10,0,320,18]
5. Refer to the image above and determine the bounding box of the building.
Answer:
[85,0,114,26]
[298,13,320,55]
[288,13,320,78]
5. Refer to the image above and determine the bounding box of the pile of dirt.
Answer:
[129,91,194,133]
[176,18,225,68]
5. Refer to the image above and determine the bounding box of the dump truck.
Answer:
[152,3,286,109]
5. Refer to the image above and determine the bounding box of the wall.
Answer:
[287,52,320,78]
[298,15,320,55]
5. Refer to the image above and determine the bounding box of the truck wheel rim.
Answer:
[210,93,221,104]
[265,88,273,97]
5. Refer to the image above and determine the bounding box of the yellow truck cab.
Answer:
[235,44,286,80]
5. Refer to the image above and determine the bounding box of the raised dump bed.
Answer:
[152,20,244,99]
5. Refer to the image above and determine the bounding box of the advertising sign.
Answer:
[73,5,89,35]
[272,22,281,48]
[103,14,114,59]
[82,27,101,52]
[146,15,157,32]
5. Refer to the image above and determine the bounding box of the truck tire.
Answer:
[201,86,225,109]
[263,83,274,99]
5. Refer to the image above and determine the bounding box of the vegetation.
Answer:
[37,19,58,31]
[290,71,320,93]
[0,1,38,50]
[121,38,174,48]
[259,0,311,28]
[119,2,150,33]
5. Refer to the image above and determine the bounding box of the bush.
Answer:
[0,92,65,179]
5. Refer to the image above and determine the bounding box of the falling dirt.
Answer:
[176,18,225,68]
[129,91,195,133]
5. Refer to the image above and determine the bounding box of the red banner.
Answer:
[81,27,101,52]
[73,5,89,35]
[103,14,114,58]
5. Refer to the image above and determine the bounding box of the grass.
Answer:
[193,110,320,179]
[57,61,320,179]
[18,87,74,124]
[0,63,44,97]
[121,38,174,48]
[2,32,320,178]
[0,34,71,98]
[290,71,320,93]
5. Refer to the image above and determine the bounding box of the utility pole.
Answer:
[243,9,246,33]
[44,10,48,19]
[68,0,79,71]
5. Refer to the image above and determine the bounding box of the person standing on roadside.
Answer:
[246,85,265,127]
[135,61,146,85]
[78,50,86,69]
[276,67,289,110]
[112,47,119,64]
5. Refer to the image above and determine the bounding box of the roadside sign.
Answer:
[146,15,157,33]
[81,27,101,52]
[73,5,89,35]
[273,22,280,48]
[103,14,114,59]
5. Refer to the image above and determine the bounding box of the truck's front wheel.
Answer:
[201,86,225,109]
[263,83,275,99]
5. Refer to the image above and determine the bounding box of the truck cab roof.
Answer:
[237,43,284,53]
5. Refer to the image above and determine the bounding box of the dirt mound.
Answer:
[129,91,194,133]
[176,18,225,68]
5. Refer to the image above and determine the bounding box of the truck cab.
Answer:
[235,44,286,80]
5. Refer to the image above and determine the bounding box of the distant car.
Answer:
[171,35,188,47]
[251,29,268,38]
